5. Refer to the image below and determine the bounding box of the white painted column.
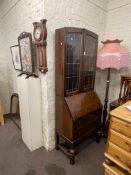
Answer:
[17,75,43,151]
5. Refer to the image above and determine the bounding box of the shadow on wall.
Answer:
[0,82,10,114]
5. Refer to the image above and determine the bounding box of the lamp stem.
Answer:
[102,68,111,135]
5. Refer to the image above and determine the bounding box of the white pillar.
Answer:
[17,75,43,151]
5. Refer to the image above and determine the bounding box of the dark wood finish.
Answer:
[10,93,21,130]
[110,75,131,111]
[105,158,115,166]
[110,75,131,110]
[55,27,102,164]
[33,19,48,73]
[102,68,111,136]
[33,19,47,42]
[118,76,131,104]
[10,93,19,116]
[106,75,131,135]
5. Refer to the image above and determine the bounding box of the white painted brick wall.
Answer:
[103,0,131,103]
[0,0,47,149]
[0,0,45,113]
[0,0,106,150]
[0,17,10,113]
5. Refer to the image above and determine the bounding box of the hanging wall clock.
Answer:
[33,19,48,73]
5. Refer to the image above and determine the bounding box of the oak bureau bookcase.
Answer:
[55,27,102,164]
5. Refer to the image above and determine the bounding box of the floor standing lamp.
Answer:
[97,39,129,136]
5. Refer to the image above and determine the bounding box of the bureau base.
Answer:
[56,128,101,165]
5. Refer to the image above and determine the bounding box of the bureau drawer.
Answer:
[74,109,101,130]
[110,117,131,138]
[74,120,99,140]
[107,142,131,169]
[110,129,131,152]
[103,162,129,175]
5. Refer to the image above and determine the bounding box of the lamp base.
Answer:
[101,68,111,138]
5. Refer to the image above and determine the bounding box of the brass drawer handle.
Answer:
[115,154,120,160]
[117,128,123,133]
[127,160,131,168]
[125,124,129,128]
[125,142,131,152]
[117,128,125,135]
[125,141,130,145]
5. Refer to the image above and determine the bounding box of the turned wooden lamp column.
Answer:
[97,39,129,136]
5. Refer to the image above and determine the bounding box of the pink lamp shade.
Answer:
[97,39,129,70]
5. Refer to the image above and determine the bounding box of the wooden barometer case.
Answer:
[33,19,48,73]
